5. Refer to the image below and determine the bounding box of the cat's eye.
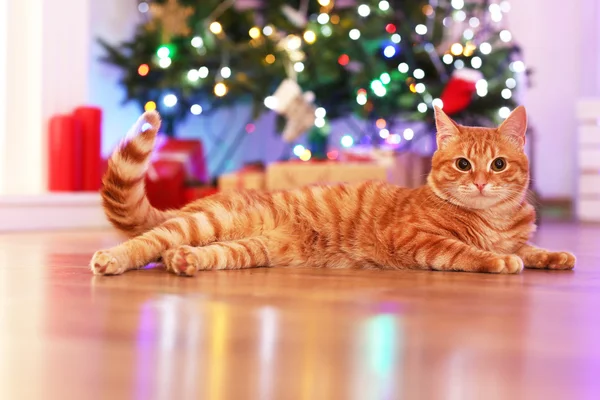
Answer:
[491,157,507,172]
[455,158,471,171]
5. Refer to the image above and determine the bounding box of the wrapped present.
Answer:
[218,162,266,191]
[150,137,207,184]
[266,160,388,191]
[145,160,186,210]
[340,147,431,188]
[184,186,219,204]
[374,150,431,188]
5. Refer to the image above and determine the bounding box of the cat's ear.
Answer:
[498,105,527,148]
[434,106,460,149]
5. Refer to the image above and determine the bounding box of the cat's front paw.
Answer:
[526,251,576,270]
[91,250,126,275]
[488,254,524,274]
[548,251,576,270]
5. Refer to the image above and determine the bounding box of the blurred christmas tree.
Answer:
[99,0,528,160]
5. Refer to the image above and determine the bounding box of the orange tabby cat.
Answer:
[91,106,575,276]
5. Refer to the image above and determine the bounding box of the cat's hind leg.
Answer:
[91,213,221,275]
[164,236,271,277]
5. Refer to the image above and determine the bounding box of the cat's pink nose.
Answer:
[474,182,487,192]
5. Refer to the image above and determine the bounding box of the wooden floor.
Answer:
[1,223,600,400]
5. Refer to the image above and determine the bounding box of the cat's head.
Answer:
[428,106,529,210]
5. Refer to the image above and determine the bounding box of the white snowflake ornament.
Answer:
[269,79,316,142]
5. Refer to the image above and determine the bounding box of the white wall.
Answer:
[581,0,600,96]
[90,0,599,198]
[510,0,599,199]
[89,0,141,157]
[0,0,44,195]
[0,0,91,196]
[0,0,7,192]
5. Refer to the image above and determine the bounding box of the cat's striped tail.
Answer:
[101,111,177,237]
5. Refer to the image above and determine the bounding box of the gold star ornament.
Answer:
[147,0,194,42]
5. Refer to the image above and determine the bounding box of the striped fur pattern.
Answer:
[91,107,575,276]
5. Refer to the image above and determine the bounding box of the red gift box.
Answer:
[145,160,186,210]
[152,138,207,184]
[184,186,219,204]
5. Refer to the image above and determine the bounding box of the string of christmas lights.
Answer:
[103,0,527,159]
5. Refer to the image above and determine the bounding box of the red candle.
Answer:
[48,115,82,191]
[74,106,102,191]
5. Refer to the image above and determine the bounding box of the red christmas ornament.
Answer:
[439,68,483,115]
[385,24,396,34]
[338,54,350,66]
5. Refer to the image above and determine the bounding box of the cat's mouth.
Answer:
[459,190,504,209]
[434,184,502,209]
[461,189,489,198]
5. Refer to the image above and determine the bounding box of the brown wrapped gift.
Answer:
[385,152,432,188]
[266,160,387,191]
[218,164,266,191]
[341,148,431,188]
